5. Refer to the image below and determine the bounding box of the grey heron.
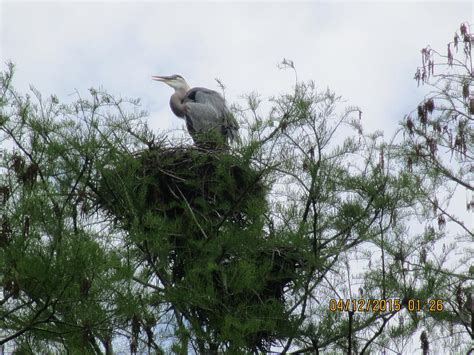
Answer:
[152,74,239,147]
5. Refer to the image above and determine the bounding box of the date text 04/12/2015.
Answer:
[329,298,444,313]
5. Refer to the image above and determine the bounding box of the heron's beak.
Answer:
[152,75,167,82]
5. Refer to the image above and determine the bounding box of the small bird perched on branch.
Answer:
[152,74,239,147]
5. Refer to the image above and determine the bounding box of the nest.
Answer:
[97,147,264,225]
[94,146,305,350]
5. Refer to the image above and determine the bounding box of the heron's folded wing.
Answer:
[185,87,239,143]
[186,88,226,111]
[184,102,220,132]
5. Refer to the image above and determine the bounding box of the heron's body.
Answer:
[152,75,239,147]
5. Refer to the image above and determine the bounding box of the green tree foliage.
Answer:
[0,53,467,354]
[0,64,141,354]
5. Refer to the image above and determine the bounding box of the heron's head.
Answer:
[152,74,190,91]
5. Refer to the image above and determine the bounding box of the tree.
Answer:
[0,55,463,354]
[0,63,156,353]
[391,21,473,352]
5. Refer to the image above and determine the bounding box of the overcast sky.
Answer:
[0,1,471,132]
[1,1,473,227]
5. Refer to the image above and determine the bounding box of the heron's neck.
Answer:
[179,83,191,92]
[170,88,189,118]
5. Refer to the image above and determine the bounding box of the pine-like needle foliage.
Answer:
[1,57,467,354]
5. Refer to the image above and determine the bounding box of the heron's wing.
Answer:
[184,101,221,132]
[184,88,239,143]
[185,88,226,114]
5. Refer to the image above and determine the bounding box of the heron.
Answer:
[152,74,239,147]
